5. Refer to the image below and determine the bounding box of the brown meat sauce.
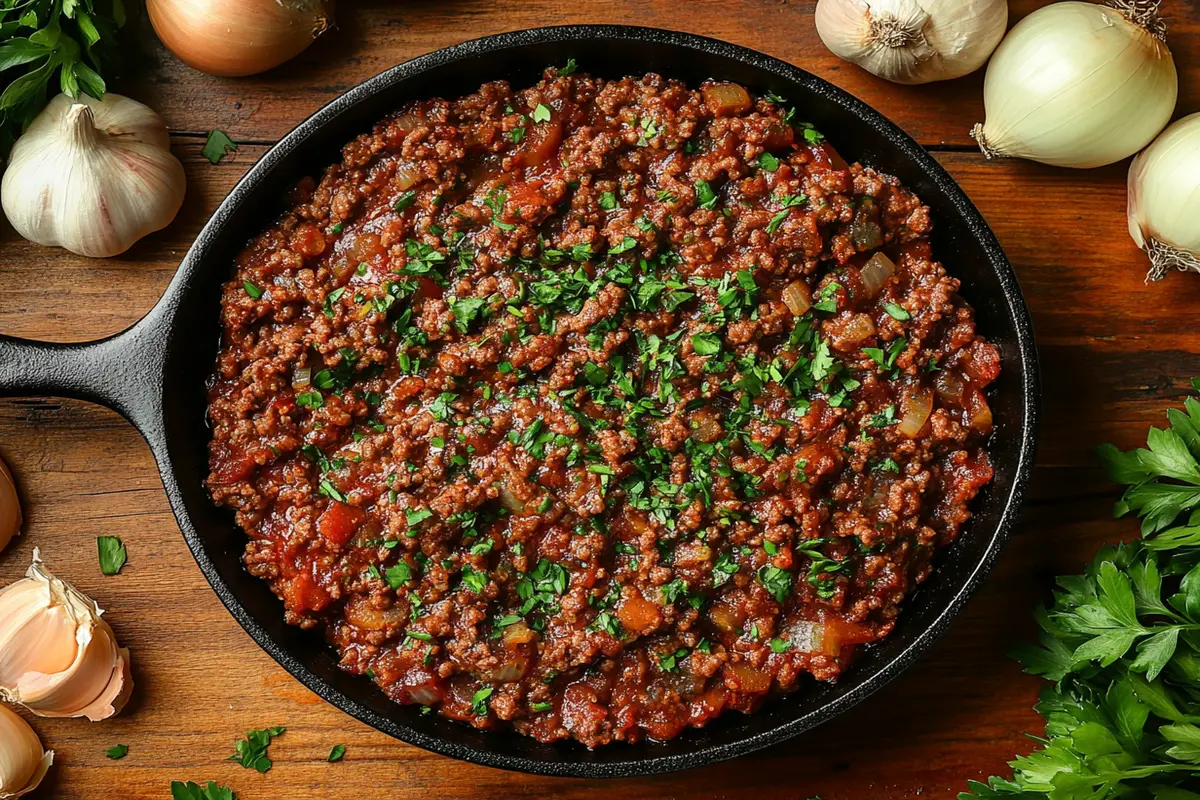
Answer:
[206,69,999,747]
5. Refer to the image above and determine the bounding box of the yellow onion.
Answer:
[147,0,333,78]
[971,1,1177,169]
[1127,112,1200,281]
[0,705,52,799]
[0,550,133,721]
[0,456,20,553]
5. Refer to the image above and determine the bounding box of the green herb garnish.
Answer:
[966,379,1200,798]
[202,130,238,164]
[97,535,126,575]
[228,725,285,773]
[170,781,236,800]
[105,744,128,759]
[327,744,345,763]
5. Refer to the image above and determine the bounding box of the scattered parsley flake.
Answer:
[228,726,285,773]
[97,536,126,576]
[202,130,238,164]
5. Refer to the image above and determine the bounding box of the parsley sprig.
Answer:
[965,380,1200,798]
[0,0,127,155]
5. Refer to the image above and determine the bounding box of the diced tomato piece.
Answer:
[281,568,330,614]
[617,592,662,635]
[290,222,327,257]
[518,119,563,167]
[317,502,365,547]
[209,442,256,485]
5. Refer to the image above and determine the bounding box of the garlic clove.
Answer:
[0,92,186,258]
[0,704,52,799]
[0,457,20,553]
[0,550,133,721]
[815,0,1007,85]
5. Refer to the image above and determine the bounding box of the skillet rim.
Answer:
[159,23,1041,777]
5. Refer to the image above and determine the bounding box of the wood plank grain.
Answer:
[3,2,1200,797]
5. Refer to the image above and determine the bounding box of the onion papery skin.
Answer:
[971,1,1177,169]
[1128,112,1200,281]
[147,0,333,78]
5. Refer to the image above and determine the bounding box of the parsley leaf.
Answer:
[170,781,236,800]
[97,535,126,575]
[694,179,718,210]
[328,744,346,762]
[106,744,128,759]
[228,726,285,773]
[966,380,1200,798]
[202,130,238,164]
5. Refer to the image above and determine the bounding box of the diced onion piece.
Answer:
[860,252,896,297]
[851,221,883,250]
[501,620,537,647]
[782,280,812,316]
[898,387,934,438]
[934,371,965,404]
[702,83,752,117]
[783,620,835,655]
[497,482,526,514]
[395,162,420,192]
[724,662,772,693]
[839,313,876,345]
[707,601,744,633]
[491,653,530,682]
[393,113,425,133]
[292,365,311,389]
[344,596,406,630]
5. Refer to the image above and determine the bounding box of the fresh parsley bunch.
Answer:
[0,0,126,155]
[964,380,1200,799]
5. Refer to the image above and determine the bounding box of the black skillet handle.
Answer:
[0,321,167,438]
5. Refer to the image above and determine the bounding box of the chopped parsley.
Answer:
[228,725,285,773]
[97,536,126,576]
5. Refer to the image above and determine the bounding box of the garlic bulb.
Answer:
[971,1,1178,169]
[0,550,133,721]
[1128,112,1200,281]
[0,705,52,799]
[148,0,333,77]
[0,456,20,554]
[815,0,1008,85]
[1,92,186,258]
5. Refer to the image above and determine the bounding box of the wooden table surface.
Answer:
[3,1,1199,797]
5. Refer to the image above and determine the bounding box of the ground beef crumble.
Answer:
[206,68,999,747]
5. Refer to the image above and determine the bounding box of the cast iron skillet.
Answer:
[0,26,1039,778]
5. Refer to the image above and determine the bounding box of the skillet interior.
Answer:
[148,26,1039,777]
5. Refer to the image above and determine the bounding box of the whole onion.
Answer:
[147,0,333,78]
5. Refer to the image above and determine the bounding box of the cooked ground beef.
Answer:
[206,68,999,747]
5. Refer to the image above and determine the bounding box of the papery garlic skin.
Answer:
[0,456,20,553]
[971,1,1177,169]
[0,550,133,721]
[1129,112,1200,281]
[1,92,186,258]
[815,0,1008,85]
[0,704,52,799]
